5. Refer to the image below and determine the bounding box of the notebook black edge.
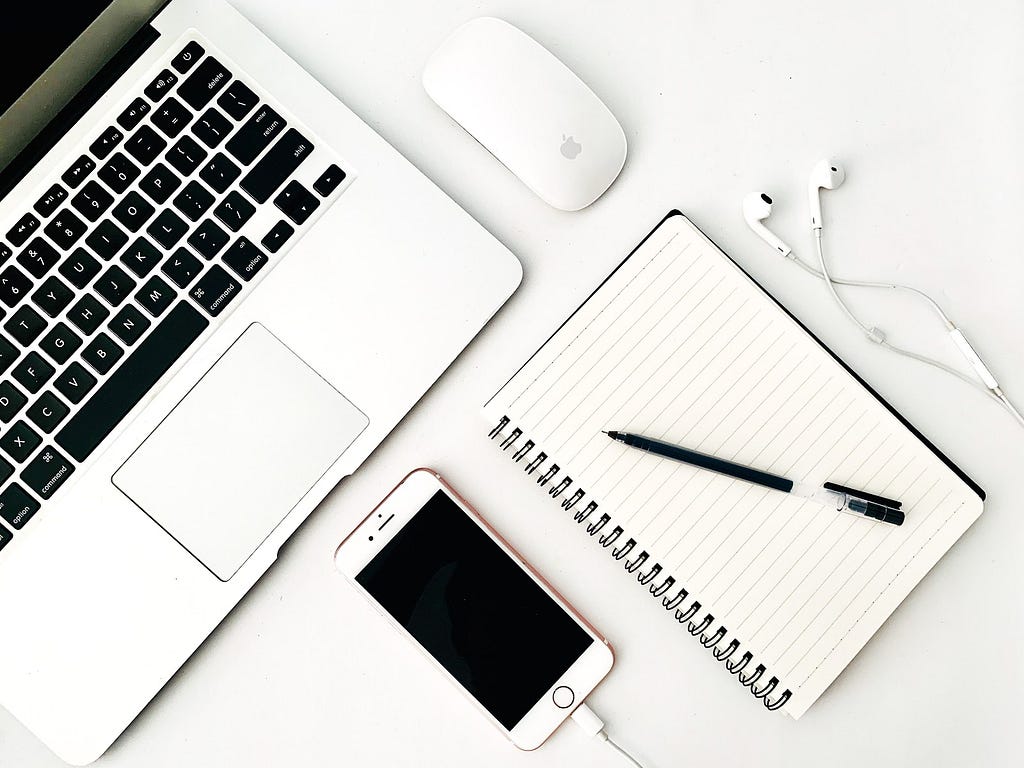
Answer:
[486,209,985,502]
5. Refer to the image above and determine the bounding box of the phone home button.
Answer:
[552,685,574,709]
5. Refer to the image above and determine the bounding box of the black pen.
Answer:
[605,431,904,526]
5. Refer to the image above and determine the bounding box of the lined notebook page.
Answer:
[483,213,982,718]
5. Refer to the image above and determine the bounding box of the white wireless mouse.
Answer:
[423,17,626,211]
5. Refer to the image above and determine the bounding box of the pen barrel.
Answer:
[621,434,793,493]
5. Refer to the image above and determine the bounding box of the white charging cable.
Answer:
[570,702,646,767]
[807,230,1024,428]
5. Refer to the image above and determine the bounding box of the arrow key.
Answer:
[273,180,319,225]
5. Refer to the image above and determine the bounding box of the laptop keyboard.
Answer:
[0,37,349,550]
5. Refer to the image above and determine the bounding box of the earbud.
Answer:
[742,192,792,257]
[808,159,845,231]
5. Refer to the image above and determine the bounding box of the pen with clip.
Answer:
[605,431,904,526]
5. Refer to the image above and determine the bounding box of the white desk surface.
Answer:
[5,1,1023,766]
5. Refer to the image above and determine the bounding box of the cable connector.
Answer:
[570,702,646,767]
[865,326,886,344]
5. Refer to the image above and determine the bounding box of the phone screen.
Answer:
[356,489,594,729]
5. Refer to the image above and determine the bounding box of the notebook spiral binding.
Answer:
[489,415,792,712]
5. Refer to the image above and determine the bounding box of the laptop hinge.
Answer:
[0,21,161,202]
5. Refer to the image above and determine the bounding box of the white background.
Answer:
[4,1,1023,766]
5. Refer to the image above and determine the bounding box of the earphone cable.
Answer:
[811,232,1024,424]
[813,230,887,343]
[788,253,953,328]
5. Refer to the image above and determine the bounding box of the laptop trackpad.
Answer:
[113,323,369,581]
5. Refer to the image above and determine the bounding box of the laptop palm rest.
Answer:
[113,323,369,581]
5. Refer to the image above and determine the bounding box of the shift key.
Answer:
[225,105,286,165]
[21,446,74,500]
[240,129,314,203]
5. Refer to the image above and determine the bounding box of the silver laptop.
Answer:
[0,0,521,762]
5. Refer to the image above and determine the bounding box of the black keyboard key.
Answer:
[61,155,96,189]
[153,97,192,139]
[0,457,11,485]
[147,209,189,249]
[261,220,293,254]
[120,237,162,278]
[192,108,232,148]
[6,213,39,248]
[17,237,61,278]
[186,217,229,260]
[5,306,47,346]
[43,210,88,250]
[116,97,151,131]
[0,243,10,265]
[178,56,231,109]
[0,483,39,530]
[82,332,123,375]
[173,180,215,222]
[214,190,255,232]
[274,180,319,225]
[0,381,27,420]
[139,162,181,204]
[112,191,155,233]
[98,151,141,193]
[0,336,18,375]
[162,247,202,288]
[135,275,174,317]
[12,351,54,394]
[166,135,208,176]
[143,69,178,102]
[85,219,129,261]
[95,265,136,307]
[71,180,114,222]
[199,152,240,194]
[172,41,205,74]
[21,446,74,500]
[223,237,267,282]
[54,362,96,405]
[0,523,11,551]
[0,266,32,307]
[189,264,240,317]
[90,126,124,160]
[225,105,285,165]
[125,125,168,166]
[27,391,70,434]
[39,322,82,365]
[58,302,208,461]
[217,80,256,121]
[67,294,109,335]
[1,420,41,463]
[313,164,345,197]
[240,128,314,204]
[108,304,150,346]
[33,183,69,218]
[60,249,101,289]
[31,277,74,318]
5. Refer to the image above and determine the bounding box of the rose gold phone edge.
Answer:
[333,467,615,750]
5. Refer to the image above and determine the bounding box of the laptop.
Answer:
[0,0,522,762]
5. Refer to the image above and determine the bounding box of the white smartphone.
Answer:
[334,468,614,750]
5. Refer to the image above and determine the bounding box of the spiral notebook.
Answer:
[483,211,984,718]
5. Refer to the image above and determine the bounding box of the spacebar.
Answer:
[56,302,209,462]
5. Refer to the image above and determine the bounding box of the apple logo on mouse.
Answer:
[560,134,582,160]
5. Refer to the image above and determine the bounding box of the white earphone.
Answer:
[742,193,791,256]
[742,160,1023,428]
